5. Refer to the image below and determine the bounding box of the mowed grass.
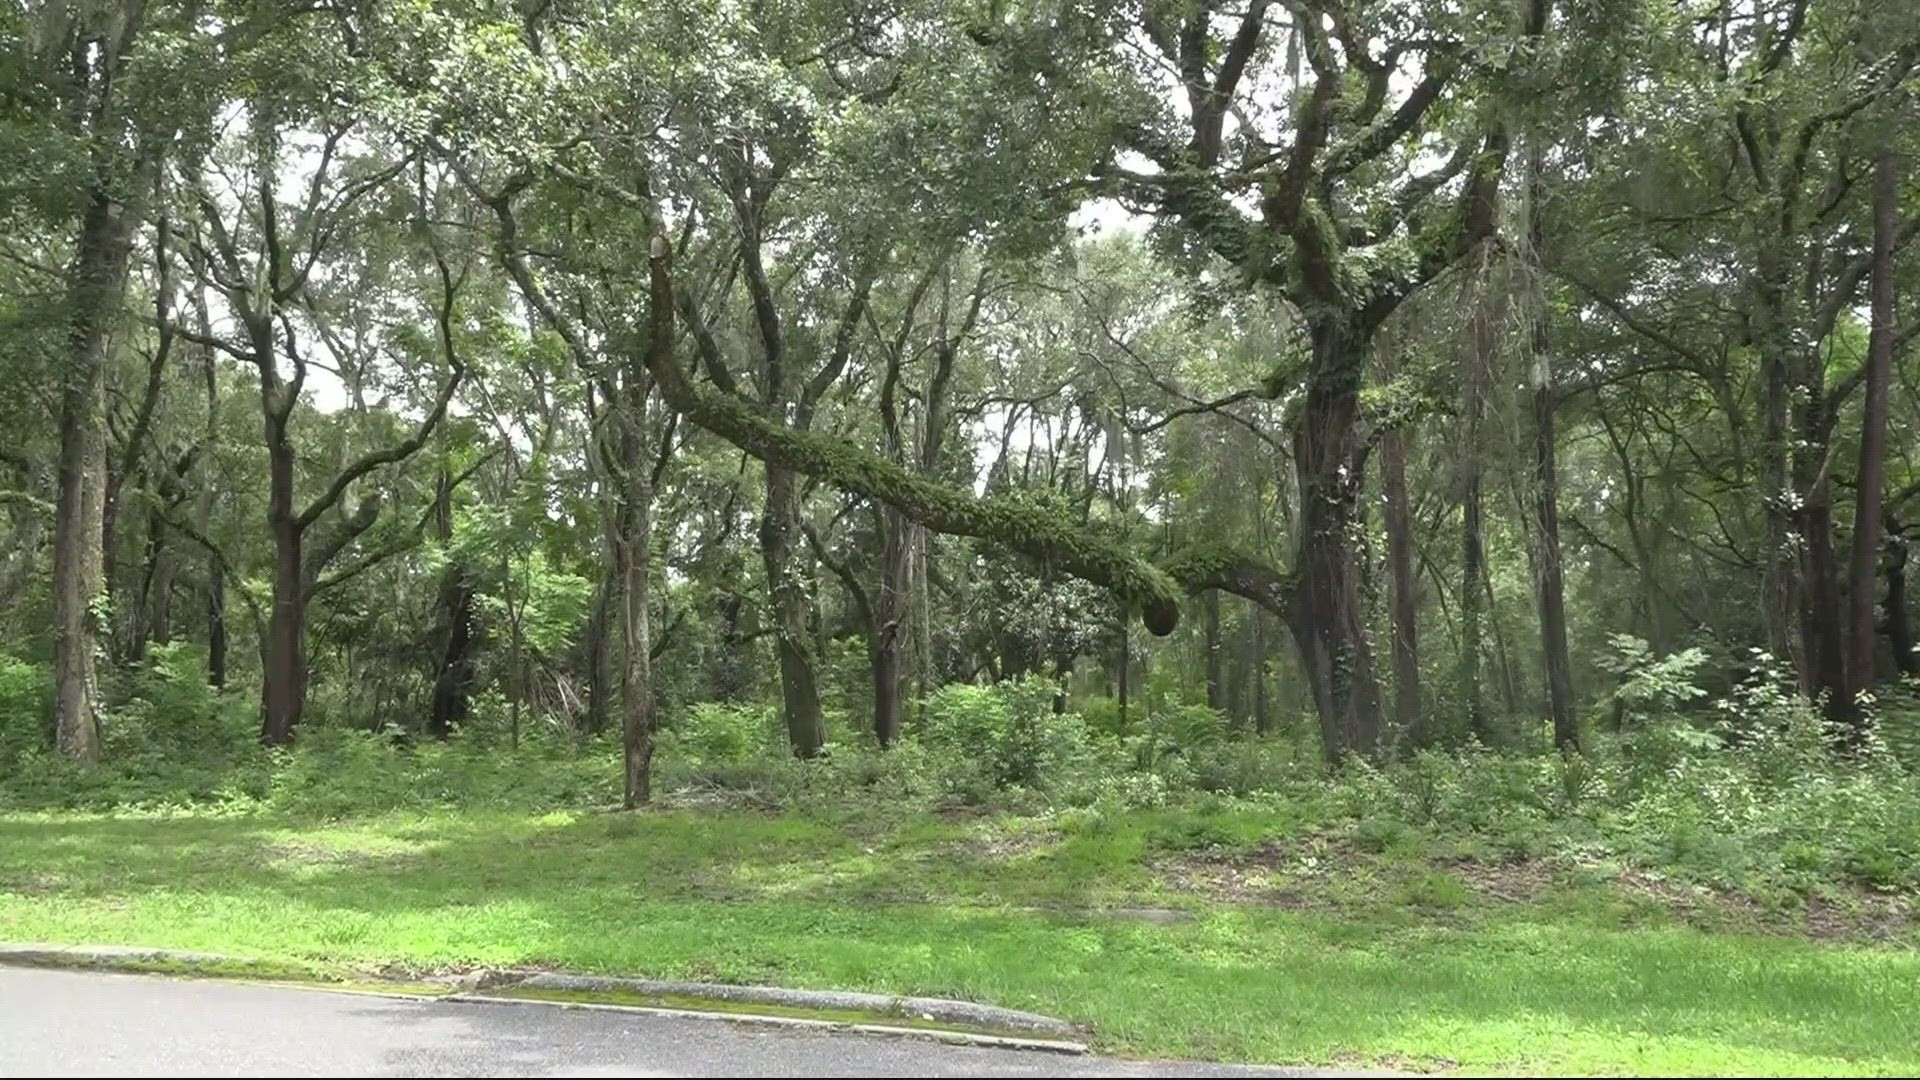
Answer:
[2,807,1915,1075]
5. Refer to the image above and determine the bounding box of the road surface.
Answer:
[0,967,1339,1077]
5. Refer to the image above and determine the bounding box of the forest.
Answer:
[2,0,1919,1074]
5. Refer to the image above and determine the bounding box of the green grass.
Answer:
[2,806,1916,1075]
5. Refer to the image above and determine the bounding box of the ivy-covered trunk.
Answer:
[51,186,130,762]
[1287,317,1385,762]
[761,465,825,757]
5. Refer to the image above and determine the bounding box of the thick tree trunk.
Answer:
[52,188,136,762]
[761,465,824,757]
[260,422,305,746]
[1288,318,1385,761]
[1845,152,1898,730]
[1379,361,1422,745]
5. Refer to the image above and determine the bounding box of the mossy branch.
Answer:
[1159,544,1298,623]
[643,238,1184,635]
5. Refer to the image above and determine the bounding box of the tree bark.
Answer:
[1886,525,1915,676]
[260,408,306,745]
[870,508,913,747]
[1251,608,1270,736]
[615,426,656,807]
[1288,317,1386,762]
[1204,590,1225,711]
[583,572,614,735]
[761,465,825,757]
[52,185,138,762]
[1457,257,1497,742]
[1526,144,1578,751]
[427,467,475,739]
[1845,152,1898,731]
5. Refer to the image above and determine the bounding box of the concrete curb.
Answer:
[0,943,1085,1052]
[446,993,1091,1055]
[509,972,1081,1037]
[0,942,299,973]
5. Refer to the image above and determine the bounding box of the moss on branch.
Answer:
[643,240,1183,634]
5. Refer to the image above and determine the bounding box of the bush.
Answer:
[0,654,48,769]
[671,701,777,763]
[922,675,1094,788]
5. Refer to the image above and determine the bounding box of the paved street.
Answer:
[0,967,1346,1077]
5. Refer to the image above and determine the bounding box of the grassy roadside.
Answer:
[3,806,1915,1076]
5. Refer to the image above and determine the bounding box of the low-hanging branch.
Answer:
[641,236,1212,635]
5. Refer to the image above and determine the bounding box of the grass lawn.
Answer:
[2,805,1915,1075]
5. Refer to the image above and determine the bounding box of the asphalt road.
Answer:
[0,967,1346,1078]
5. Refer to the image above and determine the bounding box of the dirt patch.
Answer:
[1152,837,1363,905]
[1432,854,1556,903]
[261,841,381,867]
[944,826,1062,862]
[1155,837,1918,942]
[0,873,64,896]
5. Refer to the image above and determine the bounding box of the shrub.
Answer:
[672,701,777,763]
[921,675,1091,788]
[0,654,48,768]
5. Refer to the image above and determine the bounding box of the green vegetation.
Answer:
[4,798,1916,1076]
[4,1,1918,1075]
[6,672,1919,1074]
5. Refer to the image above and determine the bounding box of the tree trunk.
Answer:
[1251,608,1270,736]
[1845,152,1898,732]
[1793,371,1846,720]
[583,572,614,735]
[1755,249,1801,673]
[867,507,913,747]
[1288,317,1385,762]
[1379,361,1422,746]
[52,187,137,762]
[260,421,305,747]
[1530,327,1578,751]
[1886,526,1915,676]
[1457,261,1496,742]
[132,506,178,662]
[196,293,225,690]
[761,465,824,757]
[1204,590,1225,711]
[1523,143,1578,750]
[427,468,474,739]
[616,454,655,807]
